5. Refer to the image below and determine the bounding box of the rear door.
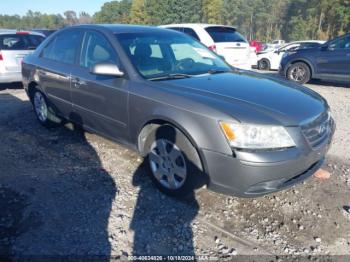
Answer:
[0,33,44,73]
[71,30,128,140]
[38,29,83,118]
[316,35,350,79]
[204,26,250,67]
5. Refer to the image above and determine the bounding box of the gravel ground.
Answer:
[0,75,349,260]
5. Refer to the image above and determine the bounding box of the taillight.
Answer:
[16,31,29,35]
[0,52,3,61]
[208,45,217,53]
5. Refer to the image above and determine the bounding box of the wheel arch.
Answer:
[27,81,44,102]
[137,117,206,174]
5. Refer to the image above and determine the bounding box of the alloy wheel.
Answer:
[148,139,187,190]
[33,92,48,122]
[290,66,306,82]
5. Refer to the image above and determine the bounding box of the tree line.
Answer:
[1,0,349,42]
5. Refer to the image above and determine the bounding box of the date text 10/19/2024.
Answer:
[128,255,218,261]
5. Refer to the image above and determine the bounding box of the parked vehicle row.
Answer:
[280,33,350,84]
[22,25,335,198]
[257,40,325,71]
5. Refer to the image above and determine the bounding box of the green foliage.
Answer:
[0,0,349,41]
[130,0,149,24]
[202,0,223,24]
[93,0,132,24]
[145,0,203,25]
[0,11,65,30]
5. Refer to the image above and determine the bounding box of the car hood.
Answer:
[161,72,327,126]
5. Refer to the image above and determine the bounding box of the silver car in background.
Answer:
[0,30,45,83]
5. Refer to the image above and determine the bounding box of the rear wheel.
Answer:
[32,89,57,127]
[287,62,311,84]
[258,59,270,70]
[144,125,204,198]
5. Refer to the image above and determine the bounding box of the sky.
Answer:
[0,0,109,16]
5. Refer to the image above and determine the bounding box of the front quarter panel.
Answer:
[128,81,234,156]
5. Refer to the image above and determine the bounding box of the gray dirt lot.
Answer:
[0,73,349,259]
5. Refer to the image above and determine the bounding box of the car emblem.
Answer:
[318,123,327,134]
[237,43,241,47]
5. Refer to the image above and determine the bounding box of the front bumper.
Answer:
[203,125,334,197]
[279,63,287,78]
[0,72,22,83]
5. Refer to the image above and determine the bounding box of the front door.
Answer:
[316,35,350,80]
[71,30,128,141]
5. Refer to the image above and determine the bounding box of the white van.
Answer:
[160,24,252,70]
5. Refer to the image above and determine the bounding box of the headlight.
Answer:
[220,122,295,149]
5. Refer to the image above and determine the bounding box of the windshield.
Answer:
[205,27,247,43]
[0,34,44,50]
[116,32,231,80]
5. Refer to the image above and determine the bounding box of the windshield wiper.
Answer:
[206,69,231,75]
[148,73,193,81]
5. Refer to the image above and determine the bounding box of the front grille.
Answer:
[301,111,333,149]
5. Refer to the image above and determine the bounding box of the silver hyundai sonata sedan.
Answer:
[22,25,335,197]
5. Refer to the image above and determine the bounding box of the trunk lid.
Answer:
[1,50,32,72]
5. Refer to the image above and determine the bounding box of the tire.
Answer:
[258,59,270,70]
[286,62,311,84]
[31,89,58,128]
[144,125,204,198]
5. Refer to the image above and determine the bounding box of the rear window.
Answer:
[0,34,44,50]
[205,27,247,43]
[183,28,200,41]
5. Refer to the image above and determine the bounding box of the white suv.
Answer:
[160,24,252,70]
[0,30,45,83]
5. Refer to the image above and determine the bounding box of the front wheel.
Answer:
[286,62,311,84]
[144,125,204,198]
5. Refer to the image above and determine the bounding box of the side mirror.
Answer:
[90,63,124,77]
[274,50,280,54]
[320,45,329,51]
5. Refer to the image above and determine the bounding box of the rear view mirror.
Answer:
[90,63,124,77]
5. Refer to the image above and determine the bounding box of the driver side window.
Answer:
[80,31,118,68]
[329,36,350,50]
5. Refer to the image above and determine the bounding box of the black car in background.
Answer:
[280,33,350,84]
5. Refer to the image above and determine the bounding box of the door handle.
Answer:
[72,78,86,88]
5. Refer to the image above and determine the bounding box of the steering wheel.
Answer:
[174,58,195,71]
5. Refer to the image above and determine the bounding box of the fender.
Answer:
[134,105,233,158]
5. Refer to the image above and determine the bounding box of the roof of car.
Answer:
[160,23,236,29]
[71,24,174,34]
[0,29,45,37]
[280,40,326,47]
